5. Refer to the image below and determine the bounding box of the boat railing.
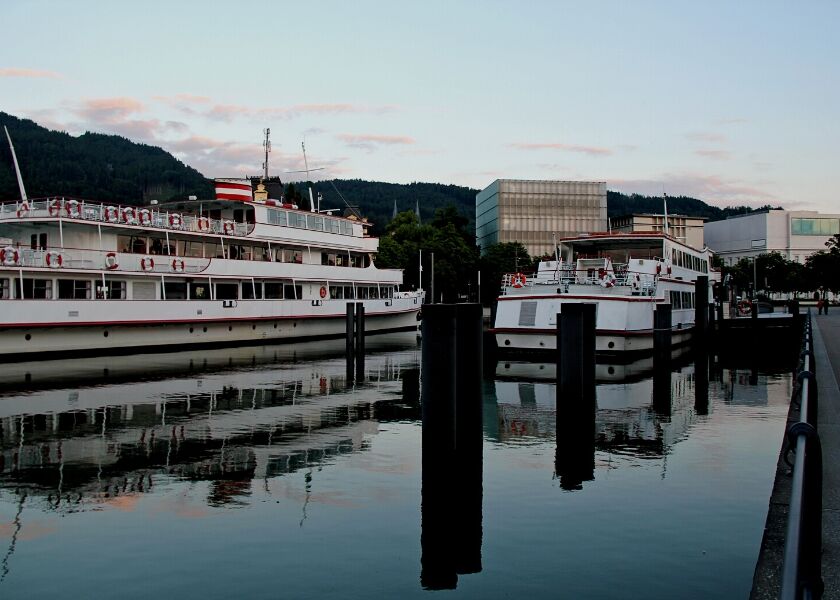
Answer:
[0,198,254,237]
[9,247,211,274]
[504,268,659,291]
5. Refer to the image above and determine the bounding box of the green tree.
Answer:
[478,242,532,304]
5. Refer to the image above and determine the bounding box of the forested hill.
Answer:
[0,112,213,203]
[0,111,775,231]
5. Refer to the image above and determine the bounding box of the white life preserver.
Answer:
[197,216,210,232]
[600,272,617,288]
[104,205,120,223]
[65,199,81,218]
[140,256,155,271]
[46,250,63,268]
[223,220,235,235]
[171,258,185,273]
[511,272,527,288]
[16,202,30,218]
[169,213,182,228]
[48,199,62,217]
[1,246,19,266]
[105,252,119,270]
[122,206,138,224]
[139,208,153,226]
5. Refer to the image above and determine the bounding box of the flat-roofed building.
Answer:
[704,209,840,265]
[476,179,607,256]
[610,213,706,249]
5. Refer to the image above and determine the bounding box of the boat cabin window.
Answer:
[264,282,283,299]
[241,281,263,299]
[208,209,222,221]
[215,283,239,300]
[0,279,10,299]
[283,284,300,300]
[99,281,127,300]
[330,285,344,299]
[229,245,252,261]
[232,208,255,224]
[118,235,149,254]
[162,282,187,300]
[30,233,47,250]
[149,237,175,256]
[15,278,52,299]
[278,248,303,264]
[204,243,224,259]
[189,282,210,299]
[357,286,369,299]
[57,279,92,300]
[181,240,204,258]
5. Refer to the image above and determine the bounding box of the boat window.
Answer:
[288,213,307,229]
[162,282,188,300]
[183,241,204,258]
[229,245,252,261]
[30,233,47,250]
[149,237,175,256]
[518,302,537,326]
[357,286,369,299]
[283,284,300,300]
[369,287,379,299]
[0,279,9,299]
[340,221,353,235]
[101,280,127,300]
[335,254,346,267]
[16,278,52,299]
[307,215,324,231]
[344,286,354,299]
[670,291,681,309]
[254,246,270,261]
[325,218,341,234]
[241,281,263,299]
[322,253,336,266]
[205,243,224,259]
[330,285,344,299]
[215,283,239,300]
[189,282,210,300]
[57,279,92,300]
[264,282,283,299]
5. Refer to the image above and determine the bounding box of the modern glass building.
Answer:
[704,209,840,265]
[476,179,607,256]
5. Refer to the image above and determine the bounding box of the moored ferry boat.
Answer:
[492,232,718,356]
[0,171,422,359]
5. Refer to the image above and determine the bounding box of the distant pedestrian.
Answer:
[815,290,823,315]
[823,289,830,314]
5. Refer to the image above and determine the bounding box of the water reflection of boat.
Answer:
[494,344,692,383]
[0,337,420,511]
[490,366,698,458]
[0,331,419,393]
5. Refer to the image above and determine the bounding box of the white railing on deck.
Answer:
[10,247,211,274]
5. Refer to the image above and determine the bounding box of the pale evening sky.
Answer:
[1,0,838,212]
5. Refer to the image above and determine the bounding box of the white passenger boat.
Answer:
[492,232,718,356]
[0,138,422,359]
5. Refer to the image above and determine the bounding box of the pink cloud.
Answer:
[337,133,415,152]
[608,173,777,206]
[0,67,61,78]
[509,142,614,156]
[76,97,146,121]
[159,99,398,122]
[694,149,732,160]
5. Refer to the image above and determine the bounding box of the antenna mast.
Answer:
[302,140,316,213]
[262,128,271,181]
[4,126,28,201]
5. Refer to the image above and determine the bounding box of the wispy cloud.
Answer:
[694,149,732,160]
[337,133,415,151]
[0,67,61,78]
[685,132,727,143]
[509,142,614,156]
[609,173,777,206]
[716,117,748,125]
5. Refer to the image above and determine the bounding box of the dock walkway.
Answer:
[752,312,840,599]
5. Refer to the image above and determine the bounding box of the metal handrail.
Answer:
[780,310,823,599]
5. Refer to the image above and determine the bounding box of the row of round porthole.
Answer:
[22,321,298,341]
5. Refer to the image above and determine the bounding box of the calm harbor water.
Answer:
[0,333,792,599]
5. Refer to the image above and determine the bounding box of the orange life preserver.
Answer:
[223,221,235,235]
[16,202,30,218]
[320,286,327,299]
[140,256,155,271]
[65,200,81,218]
[122,206,137,224]
[104,205,119,223]
[139,208,153,226]
[197,216,210,232]
[171,258,185,272]
[105,252,119,270]
[48,199,61,217]
[512,272,526,288]
[1,246,19,266]
[169,213,182,228]
[46,251,63,268]
[737,299,752,316]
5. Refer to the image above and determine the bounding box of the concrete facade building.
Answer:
[476,179,607,257]
[610,213,706,249]
[704,209,840,265]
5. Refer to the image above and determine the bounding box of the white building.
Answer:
[704,209,840,265]
[610,213,706,249]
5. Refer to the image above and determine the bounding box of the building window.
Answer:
[792,217,840,236]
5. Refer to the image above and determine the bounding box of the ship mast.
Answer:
[302,140,316,213]
[4,126,28,201]
[262,128,271,181]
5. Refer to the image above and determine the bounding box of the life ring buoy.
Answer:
[320,286,327,299]
[140,256,155,271]
[169,213,182,228]
[171,258,185,273]
[223,221,235,235]
[197,216,210,232]
[122,206,137,224]
[48,199,61,217]
[511,272,527,288]
[599,271,616,288]
[16,202,30,218]
[46,251,63,268]
[104,205,120,223]
[0,246,19,266]
[139,208,153,226]
[65,200,81,218]
[104,252,119,270]
[737,299,752,316]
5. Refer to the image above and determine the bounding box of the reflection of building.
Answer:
[704,209,840,265]
[610,213,706,249]
[476,179,607,256]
